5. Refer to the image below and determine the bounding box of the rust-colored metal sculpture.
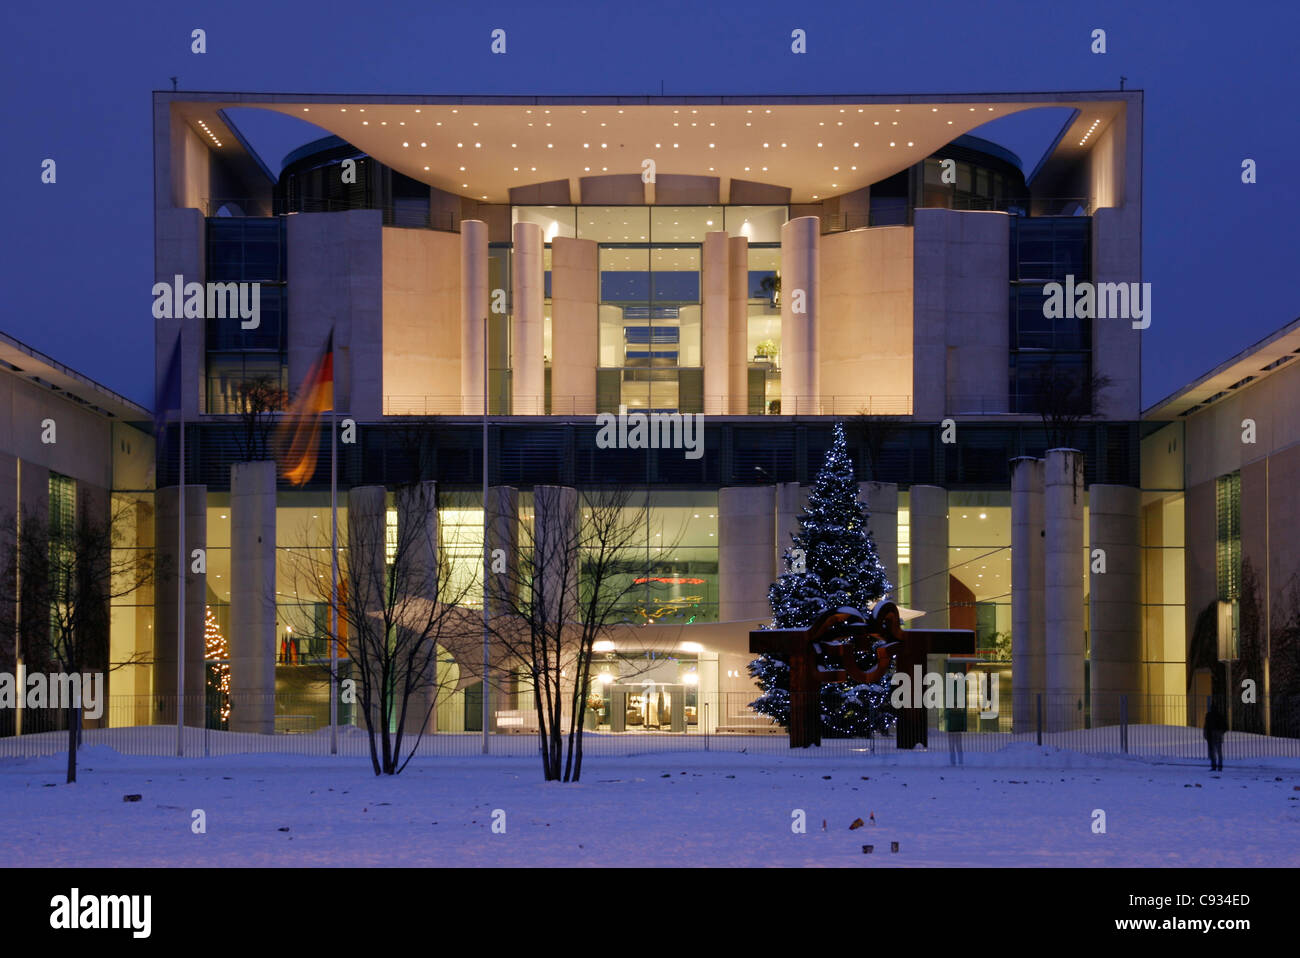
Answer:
[749,600,974,748]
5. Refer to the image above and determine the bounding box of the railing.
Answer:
[203,198,458,232]
[3,691,1297,762]
[820,198,1092,234]
[945,395,1016,416]
[382,396,915,417]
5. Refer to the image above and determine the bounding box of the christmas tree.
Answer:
[205,606,231,725]
[749,421,896,737]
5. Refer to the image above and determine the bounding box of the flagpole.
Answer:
[176,401,185,757]
[329,403,339,755]
[481,313,490,754]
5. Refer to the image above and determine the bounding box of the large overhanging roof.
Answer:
[0,331,149,422]
[1143,316,1300,420]
[169,92,1131,204]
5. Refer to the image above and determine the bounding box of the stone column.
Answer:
[153,484,207,729]
[460,219,488,415]
[511,221,545,414]
[347,485,388,734]
[908,485,948,628]
[702,231,731,416]
[229,461,276,734]
[1088,483,1142,726]
[727,235,750,415]
[718,485,776,622]
[484,485,518,618]
[550,237,598,415]
[861,481,899,599]
[1010,457,1045,730]
[74,482,112,725]
[780,216,820,415]
[1044,448,1085,731]
[397,481,439,733]
[774,482,804,577]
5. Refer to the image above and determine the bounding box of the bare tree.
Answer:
[489,486,678,783]
[285,481,481,775]
[849,412,903,481]
[0,499,152,783]
[232,376,286,462]
[1026,363,1113,449]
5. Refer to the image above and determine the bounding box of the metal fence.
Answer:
[2,691,1297,763]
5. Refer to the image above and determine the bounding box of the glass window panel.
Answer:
[579,207,648,242]
[724,206,787,243]
[650,206,722,243]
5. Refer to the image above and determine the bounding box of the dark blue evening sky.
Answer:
[2,0,1295,411]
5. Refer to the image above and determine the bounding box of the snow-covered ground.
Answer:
[2,743,1297,867]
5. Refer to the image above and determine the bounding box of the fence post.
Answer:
[1120,695,1128,754]
[1035,694,1042,747]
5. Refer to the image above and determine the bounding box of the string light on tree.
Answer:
[205,605,231,723]
[749,422,896,737]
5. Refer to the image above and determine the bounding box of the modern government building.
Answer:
[2,87,1296,741]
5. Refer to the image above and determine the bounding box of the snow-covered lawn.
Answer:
[2,744,1298,867]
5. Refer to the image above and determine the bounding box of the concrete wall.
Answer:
[0,371,115,490]
[821,226,914,414]
[155,207,206,419]
[912,209,1010,418]
[1090,99,1143,422]
[287,211,384,419]
[153,484,207,728]
[908,485,949,628]
[1182,357,1300,489]
[718,486,775,623]
[550,237,599,415]
[382,226,462,413]
[861,481,899,597]
[1089,484,1143,722]
[229,461,276,734]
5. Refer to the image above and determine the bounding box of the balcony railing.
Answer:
[203,198,458,231]
[382,396,914,417]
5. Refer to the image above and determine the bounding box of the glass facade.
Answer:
[1008,216,1093,414]
[204,217,288,414]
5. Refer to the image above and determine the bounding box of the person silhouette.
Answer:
[1203,701,1227,772]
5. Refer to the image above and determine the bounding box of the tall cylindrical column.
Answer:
[702,231,731,416]
[484,485,519,619]
[727,235,750,415]
[1010,457,1045,730]
[780,216,820,415]
[550,237,598,415]
[460,220,488,415]
[719,485,776,622]
[153,483,206,729]
[1089,483,1142,726]
[230,462,276,734]
[511,221,545,414]
[774,482,804,576]
[861,481,899,598]
[397,480,439,732]
[347,485,388,733]
[1044,448,1085,731]
[908,485,948,628]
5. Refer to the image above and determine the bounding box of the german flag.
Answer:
[279,330,333,486]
